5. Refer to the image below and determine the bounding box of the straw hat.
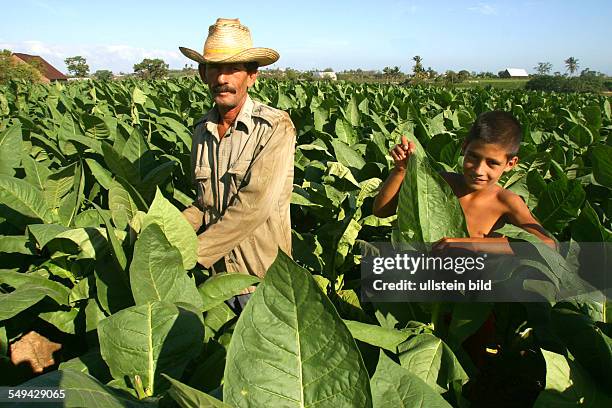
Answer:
[179,18,279,66]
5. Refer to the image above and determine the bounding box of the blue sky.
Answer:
[1,0,611,75]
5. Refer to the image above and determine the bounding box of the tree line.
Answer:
[1,50,609,88]
[62,55,170,80]
[0,51,170,84]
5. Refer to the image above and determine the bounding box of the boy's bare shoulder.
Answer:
[496,186,529,213]
[497,187,523,203]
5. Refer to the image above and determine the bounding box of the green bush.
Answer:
[526,74,607,93]
[0,49,44,84]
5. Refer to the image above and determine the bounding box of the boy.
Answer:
[373,110,555,250]
[373,111,555,371]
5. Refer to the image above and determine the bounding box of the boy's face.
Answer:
[462,140,518,190]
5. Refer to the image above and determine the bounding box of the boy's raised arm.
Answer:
[372,136,416,218]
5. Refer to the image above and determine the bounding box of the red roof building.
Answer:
[12,53,67,82]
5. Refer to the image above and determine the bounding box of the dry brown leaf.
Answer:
[10,331,62,373]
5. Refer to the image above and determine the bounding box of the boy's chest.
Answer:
[458,195,507,237]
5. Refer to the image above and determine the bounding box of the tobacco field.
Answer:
[0,77,611,407]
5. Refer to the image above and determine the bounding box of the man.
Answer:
[179,18,296,310]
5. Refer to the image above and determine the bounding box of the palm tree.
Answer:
[564,57,579,76]
[412,55,424,75]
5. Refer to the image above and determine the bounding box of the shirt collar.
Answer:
[204,95,255,137]
[235,95,255,134]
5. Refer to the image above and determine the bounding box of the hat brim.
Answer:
[179,46,279,67]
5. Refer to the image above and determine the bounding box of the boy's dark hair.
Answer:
[466,111,522,156]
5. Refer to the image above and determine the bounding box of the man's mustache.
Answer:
[212,85,236,94]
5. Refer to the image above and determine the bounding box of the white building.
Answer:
[312,71,337,80]
[500,68,529,78]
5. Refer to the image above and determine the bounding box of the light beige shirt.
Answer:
[182,95,296,287]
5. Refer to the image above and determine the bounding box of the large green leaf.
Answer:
[397,153,468,243]
[121,128,156,180]
[571,201,610,242]
[448,303,494,344]
[0,122,22,175]
[98,301,204,396]
[534,350,611,407]
[39,308,80,334]
[142,188,198,270]
[6,369,155,408]
[94,250,133,315]
[139,160,177,199]
[102,141,136,184]
[59,349,112,383]
[28,223,70,248]
[44,163,76,211]
[331,139,366,169]
[198,272,260,312]
[334,118,358,145]
[58,162,85,227]
[398,333,468,393]
[85,158,115,190]
[31,224,119,260]
[82,113,111,139]
[130,224,202,309]
[344,319,411,352]
[344,96,361,127]
[0,270,70,320]
[204,303,236,341]
[0,269,70,305]
[223,251,372,407]
[326,161,360,188]
[534,178,585,233]
[370,350,452,408]
[163,374,232,408]
[22,155,50,190]
[0,234,35,255]
[93,202,127,271]
[0,286,47,320]
[157,116,193,148]
[551,304,612,391]
[590,145,612,189]
[0,174,52,225]
[109,181,139,230]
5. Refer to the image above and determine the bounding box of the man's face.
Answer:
[200,62,257,111]
[462,140,518,191]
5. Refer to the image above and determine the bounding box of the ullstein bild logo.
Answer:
[370,278,492,292]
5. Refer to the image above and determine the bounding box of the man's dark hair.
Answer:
[466,111,522,156]
[245,61,258,74]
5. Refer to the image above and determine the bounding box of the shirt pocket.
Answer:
[228,160,251,190]
[194,165,214,209]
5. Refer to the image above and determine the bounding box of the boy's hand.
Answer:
[433,237,516,255]
[390,136,416,171]
[432,237,479,255]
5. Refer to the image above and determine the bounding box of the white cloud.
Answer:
[468,3,498,15]
[0,40,184,73]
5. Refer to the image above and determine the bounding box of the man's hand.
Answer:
[390,136,416,171]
